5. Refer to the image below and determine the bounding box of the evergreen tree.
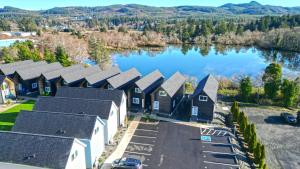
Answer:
[44,48,56,63]
[244,124,252,143]
[215,20,227,35]
[262,63,282,100]
[2,48,14,63]
[88,37,110,69]
[55,46,71,67]
[281,79,299,107]
[31,49,41,61]
[17,44,32,60]
[240,77,253,102]
[238,111,245,131]
[231,101,240,122]
[254,142,262,164]
[249,130,257,153]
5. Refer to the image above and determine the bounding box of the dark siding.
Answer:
[129,84,144,111]
[152,87,172,115]
[13,74,39,95]
[192,91,215,121]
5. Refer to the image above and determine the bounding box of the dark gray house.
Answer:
[0,60,33,77]
[151,72,186,116]
[0,131,87,169]
[33,96,119,144]
[129,70,164,112]
[13,62,62,95]
[191,74,219,122]
[38,64,85,95]
[82,66,121,88]
[56,87,127,127]
[13,110,105,169]
[105,68,141,91]
[57,65,101,87]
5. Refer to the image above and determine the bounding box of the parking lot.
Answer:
[241,106,300,169]
[123,119,240,169]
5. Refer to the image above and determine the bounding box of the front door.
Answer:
[192,106,198,116]
[153,101,159,111]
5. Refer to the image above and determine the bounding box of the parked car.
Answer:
[281,113,297,124]
[112,157,142,169]
[297,111,300,124]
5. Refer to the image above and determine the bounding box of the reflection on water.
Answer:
[111,44,300,80]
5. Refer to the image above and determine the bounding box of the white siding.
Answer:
[104,104,118,144]
[65,140,86,169]
[119,93,127,127]
[89,119,105,167]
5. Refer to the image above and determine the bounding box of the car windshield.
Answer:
[288,116,295,120]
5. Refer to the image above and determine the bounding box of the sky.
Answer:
[0,0,300,10]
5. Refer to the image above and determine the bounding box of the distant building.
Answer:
[0,131,86,169]
[13,111,105,169]
[129,70,164,112]
[191,75,219,122]
[151,72,186,116]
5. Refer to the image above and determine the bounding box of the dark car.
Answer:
[112,157,142,169]
[298,111,300,124]
[281,113,297,124]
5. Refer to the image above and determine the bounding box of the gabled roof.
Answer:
[107,68,141,89]
[56,87,124,107]
[0,131,78,169]
[13,111,102,140]
[34,96,115,119]
[135,70,164,91]
[42,64,85,81]
[193,74,219,103]
[0,60,33,75]
[16,62,62,80]
[61,65,101,84]
[85,66,121,85]
[161,72,186,97]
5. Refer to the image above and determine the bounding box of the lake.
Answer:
[0,39,27,48]
[111,45,300,81]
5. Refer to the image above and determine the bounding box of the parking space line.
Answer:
[143,164,149,167]
[202,150,235,155]
[130,142,155,146]
[133,135,156,139]
[125,151,152,156]
[203,160,239,167]
[135,129,159,133]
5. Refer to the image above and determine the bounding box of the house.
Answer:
[57,65,101,87]
[129,70,164,112]
[13,62,62,95]
[0,60,36,77]
[191,75,219,122]
[82,66,121,88]
[151,72,186,116]
[56,87,127,127]
[13,110,105,169]
[0,75,16,104]
[33,96,119,144]
[0,131,86,169]
[38,64,85,95]
[105,68,141,91]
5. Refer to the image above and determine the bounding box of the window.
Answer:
[45,87,51,92]
[94,127,99,135]
[71,150,78,161]
[135,88,141,93]
[199,95,208,102]
[32,83,37,89]
[153,101,159,110]
[132,98,139,104]
[110,111,114,116]
[173,100,176,108]
[159,90,167,96]
[71,154,75,161]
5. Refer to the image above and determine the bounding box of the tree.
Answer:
[17,44,32,60]
[88,37,110,69]
[18,17,37,32]
[281,79,299,107]
[240,77,253,102]
[31,49,41,61]
[55,46,71,67]
[260,144,266,160]
[1,48,14,63]
[254,142,262,164]
[215,20,227,35]
[238,111,245,132]
[44,48,56,63]
[231,101,240,122]
[0,19,11,31]
[262,63,282,100]
[244,124,252,143]
[249,132,257,154]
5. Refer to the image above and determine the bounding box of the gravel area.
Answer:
[241,106,300,169]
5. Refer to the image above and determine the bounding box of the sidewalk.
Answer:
[101,115,141,169]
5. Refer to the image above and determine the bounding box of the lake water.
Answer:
[112,45,300,81]
[0,39,28,47]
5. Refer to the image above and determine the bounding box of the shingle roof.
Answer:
[16,62,62,80]
[56,87,124,107]
[13,110,101,139]
[107,68,141,89]
[0,131,77,169]
[135,70,164,91]
[61,65,101,84]
[33,96,115,119]
[161,72,186,97]
[85,66,121,85]
[1,60,47,76]
[42,64,85,81]
[0,60,33,75]
[193,74,219,103]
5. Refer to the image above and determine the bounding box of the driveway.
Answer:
[241,106,300,169]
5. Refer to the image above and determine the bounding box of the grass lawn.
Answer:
[0,100,35,131]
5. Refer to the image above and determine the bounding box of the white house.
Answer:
[0,131,86,169]
[12,111,106,169]
[56,87,127,127]
[33,96,119,144]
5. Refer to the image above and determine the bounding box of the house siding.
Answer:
[119,94,127,127]
[192,91,215,121]
[65,140,86,169]
[129,84,144,111]
[103,104,118,144]
[13,74,39,95]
